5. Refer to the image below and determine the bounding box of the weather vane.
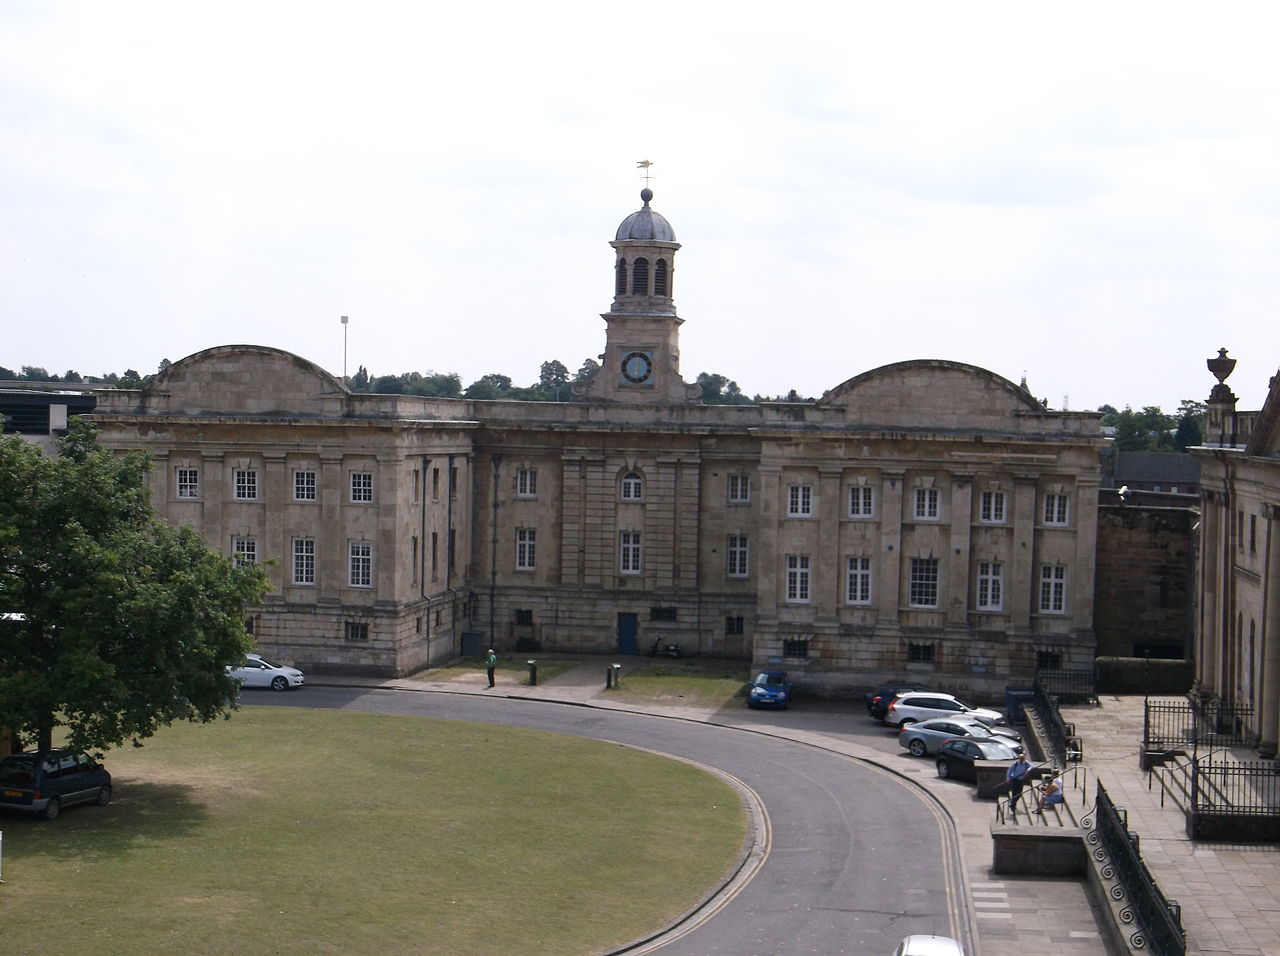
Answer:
[636,159,655,186]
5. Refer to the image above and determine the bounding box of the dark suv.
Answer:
[0,749,112,820]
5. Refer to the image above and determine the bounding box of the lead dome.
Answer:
[615,188,676,242]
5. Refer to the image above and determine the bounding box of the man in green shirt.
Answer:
[486,649,497,688]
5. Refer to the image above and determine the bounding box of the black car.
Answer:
[934,737,1018,782]
[0,749,113,820]
[866,683,933,722]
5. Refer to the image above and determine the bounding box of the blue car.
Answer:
[747,670,792,709]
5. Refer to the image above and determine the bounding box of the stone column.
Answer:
[1258,504,1279,756]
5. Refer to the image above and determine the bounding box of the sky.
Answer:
[2,2,1277,413]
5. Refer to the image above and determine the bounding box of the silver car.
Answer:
[899,717,1021,757]
[884,691,1004,728]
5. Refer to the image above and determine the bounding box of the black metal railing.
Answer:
[1191,756,1280,814]
[1031,679,1082,765]
[1035,666,1096,705]
[1143,697,1257,754]
[1086,782,1185,956]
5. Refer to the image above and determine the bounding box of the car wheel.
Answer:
[96,785,113,806]
[936,761,950,778]
[897,718,916,729]
[271,676,289,691]
[42,798,61,821]
[908,739,928,758]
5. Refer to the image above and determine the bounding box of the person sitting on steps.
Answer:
[1033,772,1064,814]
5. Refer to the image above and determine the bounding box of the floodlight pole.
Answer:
[340,315,349,381]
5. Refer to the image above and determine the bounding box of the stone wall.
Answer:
[1093,505,1195,659]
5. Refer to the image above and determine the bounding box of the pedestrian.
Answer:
[485,648,497,688]
[1006,748,1033,808]
[1033,772,1064,814]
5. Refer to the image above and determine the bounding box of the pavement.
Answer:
[313,660,1280,956]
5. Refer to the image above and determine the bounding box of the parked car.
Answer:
[0,749,112,820]
[935,738,1020,781]
[892,935,965,956]
[899,718,1022,757]
[866,683,933,722]
[884,691,1003,728]
[228,653,305,691]
[746,670,792,709]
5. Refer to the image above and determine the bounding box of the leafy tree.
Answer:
[20,366,50,381]
[464,373,512,399]
[406,372,462,398]
[538,360,569,392]
[62,370,83,383]
[0,367,15,380]
[696,372,754,405]
[369,374,405,394]
[158,358,172,374]
[0,422,269,753]
[575,358,601,382]
[348,365,370,391]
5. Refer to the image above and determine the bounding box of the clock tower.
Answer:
[575,187,700,403]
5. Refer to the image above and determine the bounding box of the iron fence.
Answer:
[1143,698,1257,754]
[1031,679,1082,765]
[1191,756,1280,814]
[1035,666,1096,705]
[1086,782,1185,956]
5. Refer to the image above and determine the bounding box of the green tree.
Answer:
[0,423,269,753]
[538,360,569,392]
[696,371,754,405]
[405,372,462,398]
[575,358,601,382]
[464,373,512,399]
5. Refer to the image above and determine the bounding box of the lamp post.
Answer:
[340,315,349,381]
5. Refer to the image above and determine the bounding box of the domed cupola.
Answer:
[610,188,681,316]
[615,188,676,242]
[572,183,698,404]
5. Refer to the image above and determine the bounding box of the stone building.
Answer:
[1191,352,1280,754]
[90,189,1105,696]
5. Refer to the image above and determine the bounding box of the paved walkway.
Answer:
[317,662,1280,956]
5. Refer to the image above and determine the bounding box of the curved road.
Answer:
[260,686,967,955]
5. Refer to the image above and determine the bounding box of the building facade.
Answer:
[1192,353,1280,754]
[90,190,1105,697]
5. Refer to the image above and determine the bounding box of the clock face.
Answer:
[621,350,654,384]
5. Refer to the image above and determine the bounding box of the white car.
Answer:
[893,935,964,956]
[884,692,1003,728]
[228,653,305,691]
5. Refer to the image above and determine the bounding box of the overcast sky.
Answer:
[2,2,1277,413]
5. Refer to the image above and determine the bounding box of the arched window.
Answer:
[615,259,627,296]
[631,258,649,295]
[654,258,668,296]
[620,471,643,501]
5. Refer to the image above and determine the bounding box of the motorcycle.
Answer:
[647,637,681,658]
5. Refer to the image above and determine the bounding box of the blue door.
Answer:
[617,613,639,655]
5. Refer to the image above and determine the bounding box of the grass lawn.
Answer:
[0,707,746,955]
[609,660,754,711]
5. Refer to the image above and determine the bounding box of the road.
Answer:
[258,686,967,955]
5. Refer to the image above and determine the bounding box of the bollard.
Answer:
[527,660,538,686]
[605,667,613,690]
[611,663,622,689]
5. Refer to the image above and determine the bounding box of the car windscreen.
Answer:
[753,673,782,685]
[0,757,37,784]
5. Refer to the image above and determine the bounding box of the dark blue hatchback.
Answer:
[0,749,113,820]
[746,670,793,709]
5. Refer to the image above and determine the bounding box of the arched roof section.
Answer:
[819,360,1045,430]
[144,345,350,417]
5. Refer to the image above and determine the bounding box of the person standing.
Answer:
[1006,749,1033,809]
[485,649,497,688]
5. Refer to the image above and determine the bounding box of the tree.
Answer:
[538,360,570,392]
[464,373,512,399]
[696,371,753,405]
[575,358,601,382]
[0,422,269,753]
